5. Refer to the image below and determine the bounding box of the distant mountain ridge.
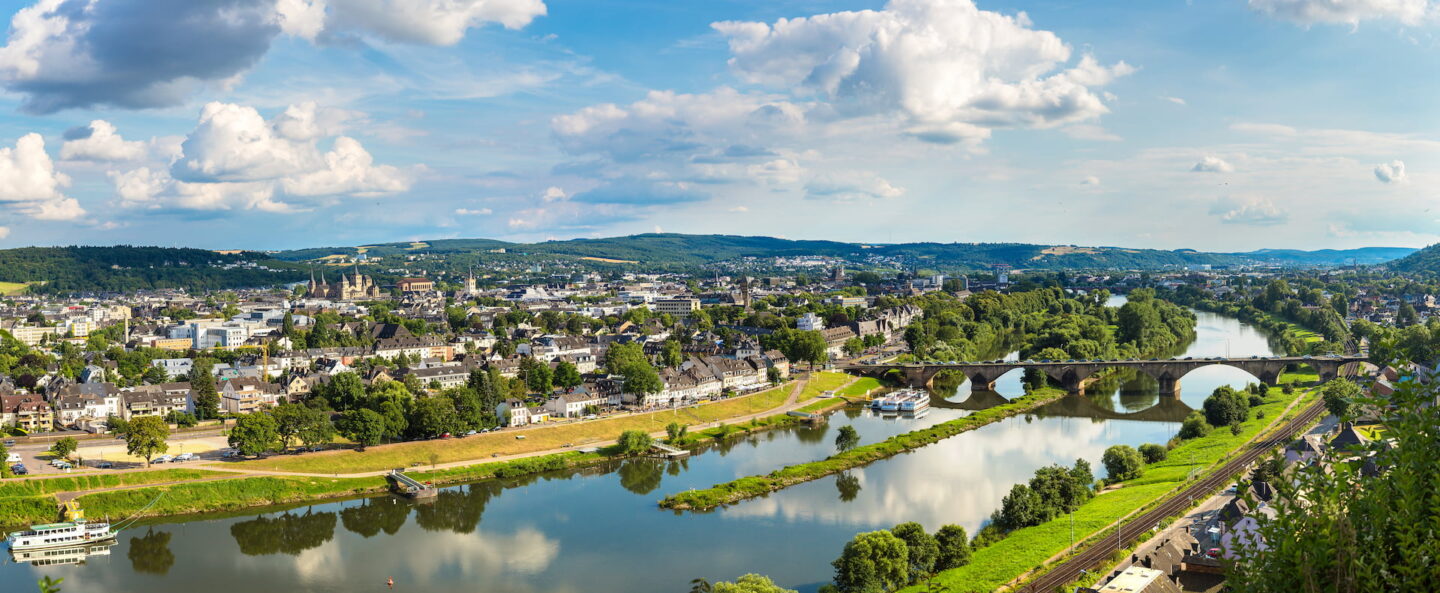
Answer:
[1388,243,1440,273]
[269,233,1417,270]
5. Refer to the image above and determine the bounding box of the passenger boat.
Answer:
[5,502,116,552]
[870,389,930,413]
[898,390,930,412]
[9,542,114,566]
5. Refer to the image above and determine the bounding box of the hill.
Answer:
[1388,244,1440,273]
[0,246,304,294]
[1232,247,1417,267]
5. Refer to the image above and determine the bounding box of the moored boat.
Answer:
[5,502,116,552]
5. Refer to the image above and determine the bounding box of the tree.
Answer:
[661,340,684,368]
[165,410,198,428]
[228,413,279,458]
[665,422,688,443]
[835,425,860,453]
[1102,445,1144,482]
[125,416,169,467]
[0,441,7,478]
[615,429,652,456]
[271,403,310,452]
[318,372,367,411]
[1138,443,1168,464]
[890,522,939,584]
[49,437,77,461]
[712,574,797,593]
[189,359,219,421]
[996,483,1045,530]
[1203,386,1250,428]
[832,530,909,593]
[520,356,553,394]
[106,414,130,435]
[297,408,335,450]
[407,397,461,439]
[1179,411,1211,439]
[554,360,583,391]
[933,524,971,571]
[1321,378,1362,420]
[336,409,385,450]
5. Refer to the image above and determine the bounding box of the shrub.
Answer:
[1178,411,1212,440]
[1102,445,1144,482]
[1138,443,1168,464]
[1231,423,1244,436]
[1203,386,1250,427]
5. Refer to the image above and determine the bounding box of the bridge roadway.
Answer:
[940,391,1197,424]
[841,355,1366,396]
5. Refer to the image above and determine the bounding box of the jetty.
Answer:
[386,469,438,499]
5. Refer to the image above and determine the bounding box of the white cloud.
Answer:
[1373,160,1406,183]
[713,0,1132,141]
[59,120,147,162]
[109,101,413,212]
[552,87,805,162]
[540,186,567,202]
[1211,196,1288,226]
[454,207,492,215]
[1192,156,1235,173]
[0,226,9,239]
[729,206,749,212]
[805,170,904,201]
[1164,96,1187,106]
[0,132,82,220]
[314,0,548,45]
[0,0,548,113]
[1080,175,1101,186]
[1248,0,1434,26]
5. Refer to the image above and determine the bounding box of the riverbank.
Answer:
[659,386,1068,511]
[0,376,851,527]
[901,372,1318,593]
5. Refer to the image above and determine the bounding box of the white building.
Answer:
[797,312,825,331]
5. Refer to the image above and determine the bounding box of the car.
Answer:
[152,455,174,464]
[440,432,453,439]
[515,434,527,440]
[2,439,14,446]
[174,452,195,462]
[10,464,27,475]
[54,461,71,470]
[96,461,113,469]
[464,430,478,437]
[220,449,239,458]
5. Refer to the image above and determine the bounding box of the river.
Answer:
[0,301,1284,593]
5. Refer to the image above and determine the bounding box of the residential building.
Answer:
[654,298,699,320]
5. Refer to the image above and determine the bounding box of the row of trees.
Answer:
[991,459,1095,532]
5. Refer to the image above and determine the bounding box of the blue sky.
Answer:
[0,0,1434,251]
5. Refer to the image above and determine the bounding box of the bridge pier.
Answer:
[969,379,996,392]
[1062,376,1085,395]
[1157,377,1181,398]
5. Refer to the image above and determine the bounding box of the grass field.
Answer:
[0,281,34,295]
[227,378,824,474]
[0,469,225,498]
[903,377,1317,593]
[837,377,883,398]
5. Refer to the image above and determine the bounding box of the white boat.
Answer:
[899,390,930,412]
[871,389,929,413]
[6,502,116,552]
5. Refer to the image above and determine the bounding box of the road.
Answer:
[1018,399,1326,593]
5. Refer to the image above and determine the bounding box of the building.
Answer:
[308,267,382,300]
[1096,566,1183,593]
[397,277,435,293]
[0,394,53,433]
[797,312,825,331]
[219,377,284,414]
[654,298,699,320]
[545,388,605,418]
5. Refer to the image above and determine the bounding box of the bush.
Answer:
[615,430,653,456]
[1257,410,1266,420]
[1138,443,1168,464]
[1248,394,1264,408]
[1178,411,1212,440]
[1102,445,1144,482]
[1231,423,1244,436]
[1203,386,1250,428]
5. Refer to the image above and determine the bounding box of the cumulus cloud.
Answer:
[59,120,147,162]
[110,101,412,212]
[1211,196,1288,226]
[301,0,547,45]
[713,0,1133,142]
[540,186,566,202]
[454,207,492,215]
[1164,96,1187,105]
[804,170,904,201]
[1080,175,1101,186]
[552,88,805,162]
[0,226,8,238]
[0,132,82,220]
[1373,160,1406,183]
[1192,156,1235,173]
[1248,0,1434,26]
[0,0,547,113]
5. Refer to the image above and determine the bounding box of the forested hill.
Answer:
[1388,243,1440,274]
[0,246,304,294]
[272,234,1413,270]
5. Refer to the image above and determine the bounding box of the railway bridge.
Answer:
[841,355,1365,396]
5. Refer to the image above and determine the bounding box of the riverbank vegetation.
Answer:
[1160,278,1349,355]
[658,387,1066,511]
[898,374,1317,593]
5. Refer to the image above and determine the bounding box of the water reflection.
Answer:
[339,497,411,538]
[414,482,501,534]
[127,528,175,575]
[617,458,666,495]
[230,509,337,556]
[835,472,862,502]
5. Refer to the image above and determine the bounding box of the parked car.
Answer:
[3,439,15,447]
[53,461,71,470]
[10,464,27,475]
[152,455,174,464]
[96,461,113,469]
[464,430,478,437]
[174,452,196,462]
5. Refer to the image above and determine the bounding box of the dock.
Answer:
[386,469,438,499]
[650,443,690,459]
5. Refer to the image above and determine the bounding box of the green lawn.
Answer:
[0,469,224,498]
[904,378,1316,593]
[229,380,808,474]
[837,377,883,398]
[0,281,34,296]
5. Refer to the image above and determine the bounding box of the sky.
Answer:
[0,0,1434,252]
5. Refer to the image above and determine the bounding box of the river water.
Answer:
[0,301,1284,593]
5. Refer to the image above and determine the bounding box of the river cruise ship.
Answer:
[10,541,115,566]
[6,519,116,551]
[870,389,931,413]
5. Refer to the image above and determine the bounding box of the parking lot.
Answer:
[7,434,233,476]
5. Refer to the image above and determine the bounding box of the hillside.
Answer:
[1389,243,1440,273]
[272,234,1414,270]
[0,246,305,294]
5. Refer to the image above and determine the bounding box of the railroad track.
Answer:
[1020,399,1327,593]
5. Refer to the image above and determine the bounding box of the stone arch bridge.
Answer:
[841,355,1365,396]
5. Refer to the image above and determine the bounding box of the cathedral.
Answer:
[308,266,382,300]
